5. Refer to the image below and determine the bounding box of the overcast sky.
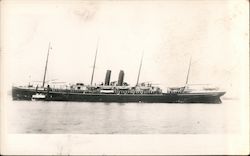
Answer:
[1,0,249,98]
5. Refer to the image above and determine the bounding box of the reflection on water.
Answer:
[7,99,240,134]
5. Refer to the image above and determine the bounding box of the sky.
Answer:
[1,0,249,98]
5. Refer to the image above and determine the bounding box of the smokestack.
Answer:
[104,70,111,85]
[117,70,124,86]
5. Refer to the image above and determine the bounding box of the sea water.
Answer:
[7,98,240,134]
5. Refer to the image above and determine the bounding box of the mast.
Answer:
[185,56,192,86]
[136,51,144,86]
[90,40,99,86]
[42,42,52,88]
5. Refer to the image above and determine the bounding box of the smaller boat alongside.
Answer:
[32,93,46,101]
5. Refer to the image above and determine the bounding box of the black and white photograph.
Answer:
[0,0,249,155]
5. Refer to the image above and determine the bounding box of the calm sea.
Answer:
[7,98,240,134]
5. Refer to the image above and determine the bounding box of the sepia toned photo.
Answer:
[1,0,249,155]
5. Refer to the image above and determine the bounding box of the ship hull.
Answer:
[12,87,225,103]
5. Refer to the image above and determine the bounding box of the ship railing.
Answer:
[49,88,163,95]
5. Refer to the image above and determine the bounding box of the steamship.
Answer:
[12,43,226,103]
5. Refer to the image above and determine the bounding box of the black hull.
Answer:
[12,87,225,103]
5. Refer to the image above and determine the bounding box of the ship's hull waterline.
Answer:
[12,87,225,103]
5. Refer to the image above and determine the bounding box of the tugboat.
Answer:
[12,42,226,103]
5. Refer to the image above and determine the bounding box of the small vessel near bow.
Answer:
[12,43,226,103]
